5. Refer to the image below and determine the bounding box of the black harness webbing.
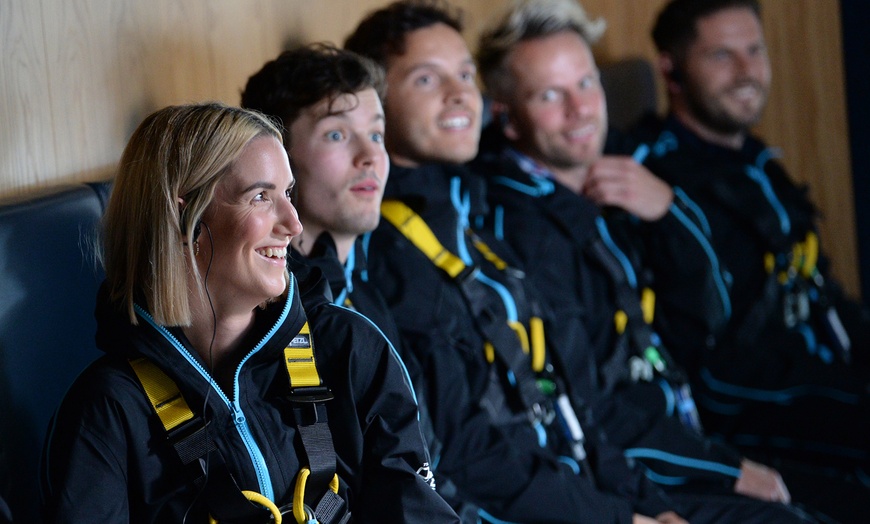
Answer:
[381,199,594,475]
[381,199,547,413]
[587,238,686,386]
[736,231,851,362]
[586,235,702,432]
[494,180,700,429]
[130,321,349,524]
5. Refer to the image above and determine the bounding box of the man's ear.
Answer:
[659,54,683,94]
[492,101,519,141]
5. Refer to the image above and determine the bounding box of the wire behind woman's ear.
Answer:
[180,204,202,243]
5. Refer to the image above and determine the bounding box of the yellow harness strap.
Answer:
[131,359,285,523]
[382,199,547,375]
[131,320,340,524]
[284,322,344,524]
[381,200,468,278]
[129,357,194,431]
[472,236,508,271]
[285,322,323,388]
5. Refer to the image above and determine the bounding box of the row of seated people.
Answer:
[31,0,870,523]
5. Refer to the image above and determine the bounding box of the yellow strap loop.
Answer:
[641,288,655,325]
[529,317,546,373]
[244,491,283,524]
[614,310,628,335]
[764,252,776,274]
[208,491,283,524]
[293,468,312,524]
[801,231,819,278]
[508,321,530,353]
[484,342,495,364]
[293,467,340,524]
[791,240,804,274]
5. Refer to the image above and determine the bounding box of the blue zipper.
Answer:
[595,216,638,289]
[744,149,791,236]
[669,190,732,320]
[333,246,355,306]
[134,276,296,501]
[450,176,520,321]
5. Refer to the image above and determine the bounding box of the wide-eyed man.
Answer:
[240,43,459,522]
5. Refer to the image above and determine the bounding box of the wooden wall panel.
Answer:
[756,1,856,295]
[0,0,858,295]
[0,1,59,188]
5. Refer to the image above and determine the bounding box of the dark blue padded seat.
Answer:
[0,183,109,523]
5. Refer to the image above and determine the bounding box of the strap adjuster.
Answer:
[456,264,480,284]
[167,415,214,452]
[288,385,334,404]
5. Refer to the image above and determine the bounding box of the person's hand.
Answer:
[734,458,791,503]
[583,156,674,221]
[633,512,688,524]
[655,511,688,523]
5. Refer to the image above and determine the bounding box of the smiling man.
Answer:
[629,0,870,520]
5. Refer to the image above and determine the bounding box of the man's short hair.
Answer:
[477,0,606,100]
[652,0,761,62]
[241,43,385,145]
[344,0,463,69]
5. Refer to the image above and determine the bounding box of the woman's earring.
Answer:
[194,240,200,257]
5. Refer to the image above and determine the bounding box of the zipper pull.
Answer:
[230,401,245,425]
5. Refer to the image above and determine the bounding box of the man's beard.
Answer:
[685,79,767,136]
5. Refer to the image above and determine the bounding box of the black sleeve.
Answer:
[311,305,460,524]
[41,362,149,523]
[589,383,742,485]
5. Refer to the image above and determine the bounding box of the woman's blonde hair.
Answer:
[103,102,282,325]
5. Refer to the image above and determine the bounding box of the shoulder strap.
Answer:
[282,322,348,524]
[129,357,264,522]
[586,224,688,385]
[380,199,469,279]
[586,233,703,431]
[381,200,546,404]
